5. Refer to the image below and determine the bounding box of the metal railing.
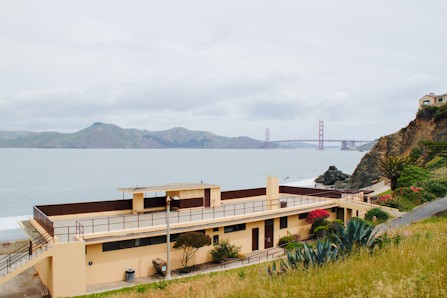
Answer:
[53,195,332,242]
[0,231,53,277]
[339,195,399,212]
[220,238,312,268]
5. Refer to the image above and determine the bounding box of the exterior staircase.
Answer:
[0,231,53,285]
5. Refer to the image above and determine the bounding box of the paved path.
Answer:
[375,196,447,234]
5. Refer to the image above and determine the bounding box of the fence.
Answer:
[53,195,332,242]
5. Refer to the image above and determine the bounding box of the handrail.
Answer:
[220,238,310,268]
[0,230,53,276]
[340,195,400,212]
[52,195,333,241]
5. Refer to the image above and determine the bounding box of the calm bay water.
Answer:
[0,148,365,239]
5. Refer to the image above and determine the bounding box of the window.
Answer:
[224,223,246,233]
[102,230,203,252]
[213,227,219,232]
[299,213,308,220]
[213,235,219,245]
[437,97,444,103]
[280,216,288,229]
[102,242,118,252]
[423,100,430,106]
[118,240,134,249]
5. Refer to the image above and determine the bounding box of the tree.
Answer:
[173,232,211,268]
[378,155,407,190]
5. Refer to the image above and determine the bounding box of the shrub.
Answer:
[310,217,330,236]
[422,180,447,197]
[434,104,447,121]
[314,226,329,238]
[278,232,301,246]
[396,165,430,188]
[306,209,330,223]
[209,239,241,263]
[365,208,390,224]
[425,155,447,170]
[417,105,438,120]
[284,241,304,251]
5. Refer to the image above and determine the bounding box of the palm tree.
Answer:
[378,155,407,190]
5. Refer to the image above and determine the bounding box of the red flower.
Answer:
[306,209,330,223]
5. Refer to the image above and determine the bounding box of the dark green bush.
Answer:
[284,241,304,251]
[396,165,430,189]
[209,239,241,263]
[278,232,301,246]
[314,226,329,238]
[365,208,390,223]
[422,180,447,197]
[434,104,447,121]
[417,106,438,120]
[311,217,330,236]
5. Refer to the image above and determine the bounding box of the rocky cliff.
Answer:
[348,106,447,189]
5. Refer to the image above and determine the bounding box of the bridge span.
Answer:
[264,122,373,150]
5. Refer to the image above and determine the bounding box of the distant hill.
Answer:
[0,123,271,149]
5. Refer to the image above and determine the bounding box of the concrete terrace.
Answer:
[51,194,335,242]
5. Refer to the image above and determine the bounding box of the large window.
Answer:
[280,216,288,229]
[102,230,205,252]
[224,223,246,233]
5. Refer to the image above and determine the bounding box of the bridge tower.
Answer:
[264,128,270,148]
[318,120,324,150]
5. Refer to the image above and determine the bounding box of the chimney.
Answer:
[266,176,279,210]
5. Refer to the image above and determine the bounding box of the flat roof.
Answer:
[117,183,219,193]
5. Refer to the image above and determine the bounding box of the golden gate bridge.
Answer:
[264,121,372,150]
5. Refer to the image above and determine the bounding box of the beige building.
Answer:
[0,177,392,297]
[419,92,447,107]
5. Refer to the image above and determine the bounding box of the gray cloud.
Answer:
[1,1,447,140]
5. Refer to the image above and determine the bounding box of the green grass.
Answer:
[78,216,447,298]
[376,189,392,197]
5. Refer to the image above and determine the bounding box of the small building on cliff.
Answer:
[419,92,447,107]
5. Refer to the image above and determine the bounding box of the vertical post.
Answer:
[166,196,172,280]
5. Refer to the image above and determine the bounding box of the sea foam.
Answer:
[0,215,31,231]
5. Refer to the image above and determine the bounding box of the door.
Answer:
[264,219,274,249]
[252,228,259,251]
[204,188,210,207]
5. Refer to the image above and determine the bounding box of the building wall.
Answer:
[34,241,86,297]
[83,208,339,285]
[419,95,446,107]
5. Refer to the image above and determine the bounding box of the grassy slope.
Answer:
[80,217,447,298]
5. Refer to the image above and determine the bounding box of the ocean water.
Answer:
[0,148,365,240]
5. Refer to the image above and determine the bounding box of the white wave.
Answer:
[0,215,31,231]
[282,177,317,187]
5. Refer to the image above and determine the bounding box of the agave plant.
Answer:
[284,239,338,269]
[329,217,377,255]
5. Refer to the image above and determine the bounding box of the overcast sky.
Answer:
[1,1,446,141]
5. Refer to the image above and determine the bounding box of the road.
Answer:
[375,196,447,234]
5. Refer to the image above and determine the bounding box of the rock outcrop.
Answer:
[315,166,350,188]
[348,106,447,189]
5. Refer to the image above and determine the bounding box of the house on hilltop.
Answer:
[419,92,447,107]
